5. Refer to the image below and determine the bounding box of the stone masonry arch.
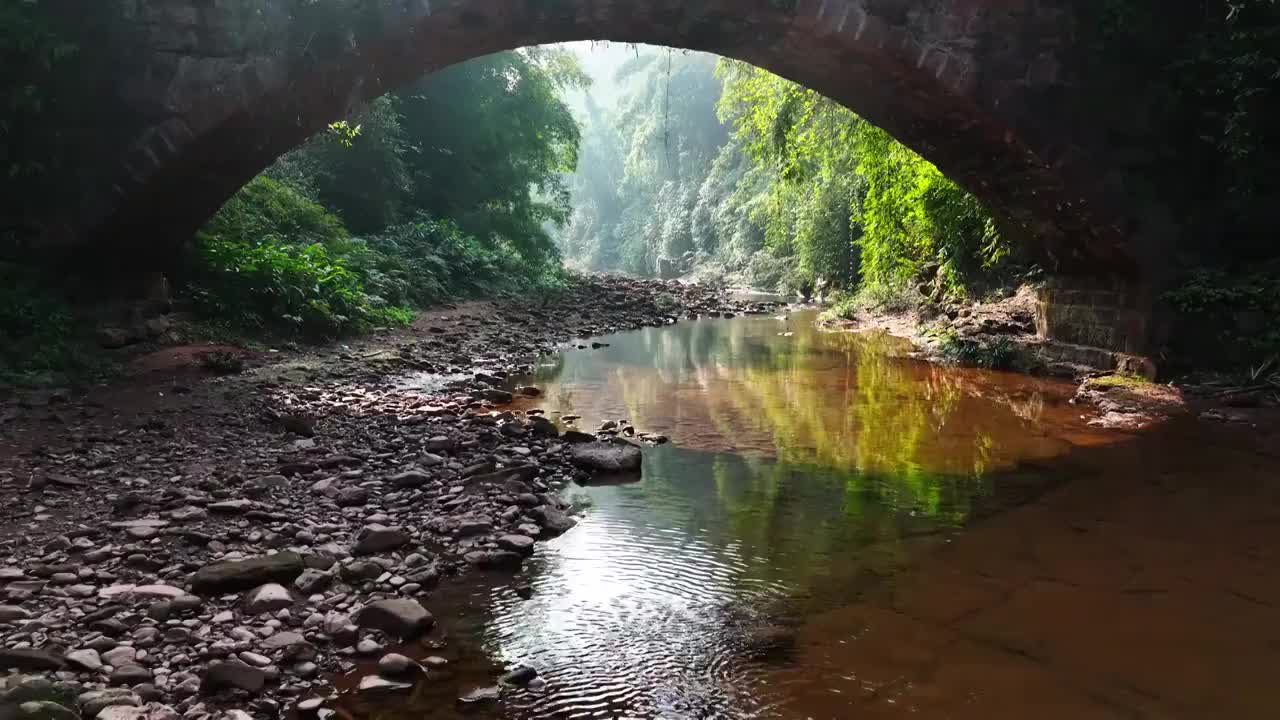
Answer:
[61,0,1165,352]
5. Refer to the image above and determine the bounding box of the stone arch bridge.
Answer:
[58,0,1171,353]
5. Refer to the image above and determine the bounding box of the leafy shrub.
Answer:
[934,330,1016,370]
[1163,267,1280,360]
[0,264,99,386]
[189,177,574,341]
[189,237,408,339]
[825,281,923,320]
[199,176,349,248]
[352,215,570,306]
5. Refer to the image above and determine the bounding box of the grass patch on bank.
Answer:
[1087,373,1153,389]
[823,282,924,321]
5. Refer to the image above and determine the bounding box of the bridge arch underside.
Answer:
[89,0,1155,349]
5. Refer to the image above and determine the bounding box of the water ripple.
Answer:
[372,311,1088,719]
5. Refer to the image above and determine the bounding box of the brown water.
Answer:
[342,310,1280,719]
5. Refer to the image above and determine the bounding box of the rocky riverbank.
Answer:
[816,285,1207,429]
[0,276,781,720]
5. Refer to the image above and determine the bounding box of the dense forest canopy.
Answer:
[553,45,1014,305]
[185,47,588,339]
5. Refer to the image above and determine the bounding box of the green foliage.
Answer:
[273,48,586,261]
[853,122,1005,295]
[0,264,101,386]
[189,178,408,339]
[338,215,565,307]
[200,177,349,247]
[269,96,412,234]
[1087,372,1152,389]
[188,48,586,341]
[933,330,1017,370]
[559,49,728,276]
[394,48,586,261]
[556,48,1010,301]
[1163,266,1280,359]
[327,120,363,147]
[190,175,570,341]
[717,61,1009,300]
[1180,0,1280,228]
[1163,267,1280,314]
[825,282,923,320]
[190,235,408,339]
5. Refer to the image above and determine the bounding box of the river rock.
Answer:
[469,465,539,486]
[208,500,251,513]
[454,516,494,537]
[102,646,138,667]
[131,584,186,599]
[168,506,206,522]
[496,534,536,556]
[353,524,411,555]
[340,561,383,582]
[95,707,148,720]
[378,653,418,677]
[357,675,413,693]
[569,441,642,473]
[527,416,558,437]
[458,685,500,704]
[335,487,369,507]
[110,664,153,685]
[96,328,131,349]
[464,550,523,568]
[261,631,307,652]
[202,661,267,693]
[389,470,430,488]
[64,648,103,671]
[0,648,65,671]
[243,583,292,614]
[528,506,576,536]
[355,599,434,639]
[294,569,332,594]
[190,552,305,594]
[17,701,78,720]
[0,604,31,622]
[500,665,538,686]
[78,690,141,717]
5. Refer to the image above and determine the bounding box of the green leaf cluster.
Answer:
[190,178,407,339]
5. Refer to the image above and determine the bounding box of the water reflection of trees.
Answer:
[521,316,1080,600]
[595,316,1041,474]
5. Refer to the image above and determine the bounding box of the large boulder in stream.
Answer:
[568,440,643,476]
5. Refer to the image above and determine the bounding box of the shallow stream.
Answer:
[342,310,1186,719]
